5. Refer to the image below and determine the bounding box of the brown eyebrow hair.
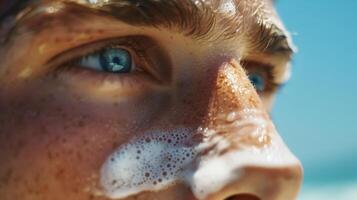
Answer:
[3,0,246,42]
[93,0,217,39]
[3,0,292,56]
[93,0,293,54]
[3,1,218,41]
[247,21,294,56]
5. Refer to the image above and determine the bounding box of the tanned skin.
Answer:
[0,1,302,200]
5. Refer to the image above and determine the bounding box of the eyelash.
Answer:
[59,40,146,68]
[49,37,154,78]
[42,37,168,95]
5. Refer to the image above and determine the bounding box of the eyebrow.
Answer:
[4,0,293,56]
[7,0,217,40]
[92,0,216,39]
[248,21,294,56]
[90,0,293,54]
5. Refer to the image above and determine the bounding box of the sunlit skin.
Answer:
[0,0,302,200]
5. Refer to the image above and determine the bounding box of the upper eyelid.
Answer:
[45,35,173,84]
[240,60,274,72]
[240,60,281,86]
[46,36,151,70]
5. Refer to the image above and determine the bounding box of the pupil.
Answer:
[100,48,132,73]
[112,57,121,65]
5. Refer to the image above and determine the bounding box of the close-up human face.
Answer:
[0,0,302,200]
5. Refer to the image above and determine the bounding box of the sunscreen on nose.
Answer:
[99,110,299,199]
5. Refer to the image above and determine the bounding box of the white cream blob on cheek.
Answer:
[100,127,197,199]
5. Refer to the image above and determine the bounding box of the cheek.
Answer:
[0,78,170,198]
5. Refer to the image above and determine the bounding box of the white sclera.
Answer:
[100,127,197,199]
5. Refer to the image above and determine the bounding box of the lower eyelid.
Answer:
[53,63,161,95]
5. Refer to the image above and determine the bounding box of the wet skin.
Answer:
[0,0,302,200]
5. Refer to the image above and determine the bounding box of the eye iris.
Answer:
[249,73,265,92]
[100,48,132,73]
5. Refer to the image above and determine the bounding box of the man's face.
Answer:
[0,0,302,200]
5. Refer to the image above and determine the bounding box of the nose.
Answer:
[186,60,302,200]
[99,59,302,200]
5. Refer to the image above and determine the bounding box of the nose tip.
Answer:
[204,165,302,200]
[187,131,303,200]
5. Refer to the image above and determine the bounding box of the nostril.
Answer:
[224,194,261,200]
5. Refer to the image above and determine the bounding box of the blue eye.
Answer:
[78,48,134,73]
[248,73,265,92]
[100,48,132,73]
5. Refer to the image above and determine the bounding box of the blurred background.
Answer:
[274,1,357,199]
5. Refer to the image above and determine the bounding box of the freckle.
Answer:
[88,194,95,200]
[97,29,104,34]
[112,141,119,149]
[47,151,53,160]
[54,37,62,43]
[77,120,85,127]
[55,168,65,179]
[76,152,82,160]
[61,138,67,144]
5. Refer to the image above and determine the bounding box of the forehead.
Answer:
[3,0,273,18]
[2,0,277,34]
[4,0,279,38]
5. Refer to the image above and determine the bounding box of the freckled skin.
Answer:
[0,0,302,200]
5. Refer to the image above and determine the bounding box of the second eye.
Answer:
[248,73,265,92]
[77,48,135,73]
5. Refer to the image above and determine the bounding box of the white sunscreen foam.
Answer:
[100,110,300,199]
[100,127,197,199]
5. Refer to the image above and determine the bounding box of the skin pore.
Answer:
[0,1,301,200]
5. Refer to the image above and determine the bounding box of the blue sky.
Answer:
[273,0,357,184]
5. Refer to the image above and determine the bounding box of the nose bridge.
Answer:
[175,59,263,129]
[185,60,302,200]
[205,59,263,120]
[199,59,271,149]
